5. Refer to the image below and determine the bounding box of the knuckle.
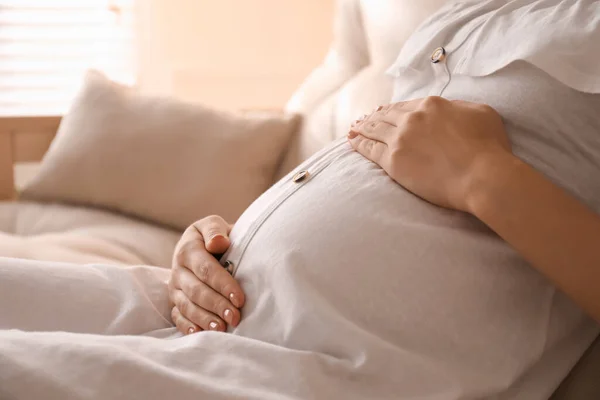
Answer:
[167,273,176,289]
[189,282,204,302]
[406,110,426,125]
[205,227,223,240]
[207,292,223,312]
[197,288,213,308]
[173,316,182,331]
[216,298,230,314]
[422,96,444,108]
[168,282,177,302]
[391,132,407,149]
[377,104,391,114]
[183,238,202,252]
[221,282,237,298]
[389,146,404,160]
[196,260,211,282]
[364,120,377,132]
[363,138,375,151]
[480,103,498,115]
[175,318,189,334]
[183,223,198,235]
[177,297,190,315]
[210,273,227,294]
[174,239,202,265]
[201,215,223,228]
[389,146,408,167]
[198,290,220,313]
[174,247,187,267]
[391,101,406,112]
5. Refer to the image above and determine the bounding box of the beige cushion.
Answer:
[21,71,300,230]
[0,201,181,267]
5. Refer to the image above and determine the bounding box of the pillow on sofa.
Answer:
[21,71,300,230]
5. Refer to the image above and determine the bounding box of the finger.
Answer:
[347,133,389,166]
[184,246,246,308]
[171,305,201,335]
[351,113,369,128]
[352,108,396,137]
[177,266,242,327]
[363,100,419,127]
[172,289,226,332]
[352,120,397,143]
[193,215,232,254]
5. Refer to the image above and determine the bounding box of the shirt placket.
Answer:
[426,15,489,97]
[221,140,349,276]
[428,47,451,96]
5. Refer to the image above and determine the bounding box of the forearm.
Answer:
[467,154,600,322]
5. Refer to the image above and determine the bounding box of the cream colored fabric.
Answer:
[0,201,180,267]
[21,72,300,230]
[1,1,600,399]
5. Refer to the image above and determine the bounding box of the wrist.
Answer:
[464,151,525,217]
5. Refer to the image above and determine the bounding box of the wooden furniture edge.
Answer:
[0,116,61,200]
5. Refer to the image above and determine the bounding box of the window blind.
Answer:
[0,0,135,116]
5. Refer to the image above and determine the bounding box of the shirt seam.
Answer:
[228,141,350,277]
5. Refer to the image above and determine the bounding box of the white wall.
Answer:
[137,0,335,110]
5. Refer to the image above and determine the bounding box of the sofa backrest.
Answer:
[281,1,600,398]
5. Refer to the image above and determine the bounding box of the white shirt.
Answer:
[214,1,600,399]
[388,0,600,95]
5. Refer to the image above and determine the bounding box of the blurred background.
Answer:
[0,0,334,115]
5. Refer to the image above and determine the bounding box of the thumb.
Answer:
[193,216,232,255]
[206,234,230,254]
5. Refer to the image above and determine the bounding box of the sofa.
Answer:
[0,0,598,398]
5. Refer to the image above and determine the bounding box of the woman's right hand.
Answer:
[169,215,245,335]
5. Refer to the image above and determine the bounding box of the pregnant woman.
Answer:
[1,0,600,399]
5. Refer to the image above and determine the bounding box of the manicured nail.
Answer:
[187,327,197,335]
[209,321,219,330]
[229,293,239,307]
[224,309,233,324]
[348,130,358,139]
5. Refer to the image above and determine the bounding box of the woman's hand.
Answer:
[348,96,513,213]
[169,215,245,335]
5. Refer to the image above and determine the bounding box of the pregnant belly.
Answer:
[230,147,563,387]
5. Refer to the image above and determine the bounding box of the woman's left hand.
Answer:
[348,96,513,213]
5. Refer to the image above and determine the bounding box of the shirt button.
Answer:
[292,170,309,183]
[223,260,234,275]
[430,47,446,63]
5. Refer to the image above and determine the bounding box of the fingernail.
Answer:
[348,130,358,139]
[376,105,384,111]
[187,327,197,335]
[229,293,239,307]
[209,234,225,242]
[224,309,233,324]
[209,321,219,330]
